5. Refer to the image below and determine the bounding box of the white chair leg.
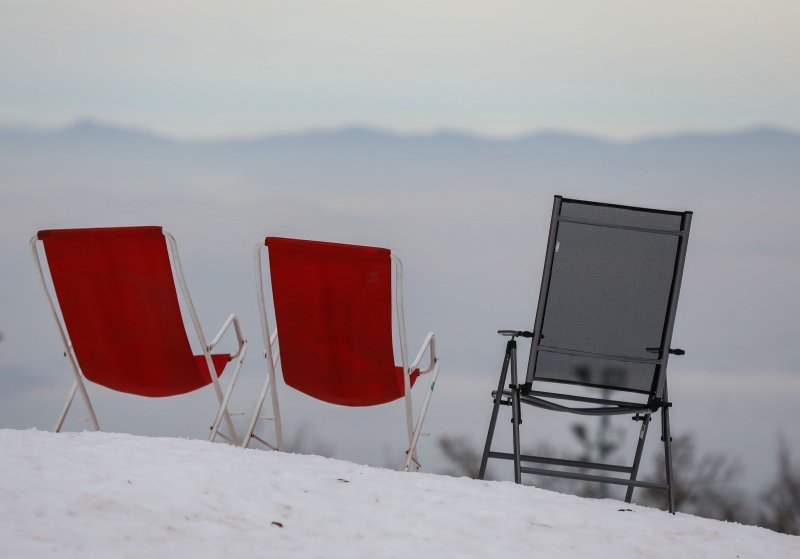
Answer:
[242,368,282,449]
[268,368,283,451]
[55,368,100,432]
[210,343,247,444]
[54,380,78,432]
[242,374,271,448]
[402,362,440,472]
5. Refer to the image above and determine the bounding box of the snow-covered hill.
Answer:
[1,429,796,558]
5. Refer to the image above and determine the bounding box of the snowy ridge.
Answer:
[1,429,796,558]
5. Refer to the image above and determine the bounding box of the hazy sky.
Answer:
[2,0,800,499]
[1,1,799,138]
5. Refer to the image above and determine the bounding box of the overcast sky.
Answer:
[1,1,799,139]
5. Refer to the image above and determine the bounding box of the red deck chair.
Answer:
[30,226,246,444]
[243,237,440,471]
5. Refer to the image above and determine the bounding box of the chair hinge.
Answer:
[648,397,673,411]
[491,390,511,406]
[508,383,532,399]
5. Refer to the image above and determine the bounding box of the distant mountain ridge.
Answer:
[2,117,797,203]
[1,118,798,150]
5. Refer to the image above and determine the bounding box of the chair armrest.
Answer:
[208,314,246,358]
[410,332,438,375]
[498,330,533,338]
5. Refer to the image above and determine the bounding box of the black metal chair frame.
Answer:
[478,196,692,514]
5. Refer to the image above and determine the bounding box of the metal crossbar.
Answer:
[488,452,634,473]
[557,216,685,236]
[527,391,646,408]
[519,467,669,491]
[493,389,648,410]
[537,345,664,365]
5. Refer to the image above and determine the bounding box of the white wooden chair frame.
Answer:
[244,242,440,472]
[30,229,246,444]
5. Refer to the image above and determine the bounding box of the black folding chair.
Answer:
[478,196,692,513]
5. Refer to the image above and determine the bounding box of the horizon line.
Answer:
[1,117,797,145]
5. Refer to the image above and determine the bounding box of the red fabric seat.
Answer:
[266,237,417,406]
[39,227,230,397]
[245,235,441,467]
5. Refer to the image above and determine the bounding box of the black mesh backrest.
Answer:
[527,197,691,395]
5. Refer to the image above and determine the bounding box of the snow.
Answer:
[1,429,796,558]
